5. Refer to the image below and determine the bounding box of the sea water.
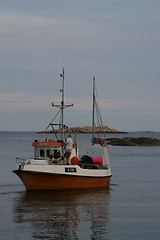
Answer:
[0,131,160,240]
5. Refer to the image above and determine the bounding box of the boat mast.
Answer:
[59,68,73,141]
[60,68,65,140]
[91,76,106,144]
[43,68,73,141]
[92,76,96,142]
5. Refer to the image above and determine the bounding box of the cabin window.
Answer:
[53,149,61,159]
[40,149,45,157]
[35,147,39,157]
[46,149,51,158]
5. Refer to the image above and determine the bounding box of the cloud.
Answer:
[0,33,13,37]
[0,90,159,116]
[0,91,90,113]
[0,1,160,131]
[0,92,51,112]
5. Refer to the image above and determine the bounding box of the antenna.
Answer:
[60,68,65,140]
[51,68,73,141]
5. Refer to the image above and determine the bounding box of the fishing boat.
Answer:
[13,69,112,190]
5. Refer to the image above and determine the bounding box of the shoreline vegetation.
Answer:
[38,126,160,146]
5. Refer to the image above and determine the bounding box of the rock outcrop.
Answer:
[38,125,126,134]
[107,137,160,146]
[68,126,125,133]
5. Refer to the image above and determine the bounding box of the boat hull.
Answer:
[13,170,111,191]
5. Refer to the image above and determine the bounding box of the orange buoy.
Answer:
[71,157,79,165]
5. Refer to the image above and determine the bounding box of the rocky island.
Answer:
[38,126,160,146]
[39,125,126,134]
[107,137,160,146]
[68,125,126,134]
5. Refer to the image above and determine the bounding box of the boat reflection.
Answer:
[13,188,111,239]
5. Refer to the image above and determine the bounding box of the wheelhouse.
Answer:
[32,140,64,160]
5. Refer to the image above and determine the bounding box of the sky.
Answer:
[0,0,160,132]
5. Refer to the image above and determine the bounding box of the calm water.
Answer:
[0,131,160,240]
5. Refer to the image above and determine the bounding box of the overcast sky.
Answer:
[0,0,160,131]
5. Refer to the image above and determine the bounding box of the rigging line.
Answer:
[96,99,103,127]
[95,85,103,126]
[94,87,106,139]
[58,111,62,134]
[43,109,61,133]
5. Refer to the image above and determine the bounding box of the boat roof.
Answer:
[32,141,64,147]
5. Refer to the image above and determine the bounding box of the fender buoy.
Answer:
[71,157,79,165]
[92,157,103,165]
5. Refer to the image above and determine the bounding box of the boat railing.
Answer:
[78,162,109,170]
[79,163,99,169]
[16,157,32,165]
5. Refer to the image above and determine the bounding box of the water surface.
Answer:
[0,131,160,239]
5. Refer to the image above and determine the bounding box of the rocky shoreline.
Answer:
[38,125,127,134]
[68,126,126,134]
[107,137,160,146]
[38,126,160,146]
